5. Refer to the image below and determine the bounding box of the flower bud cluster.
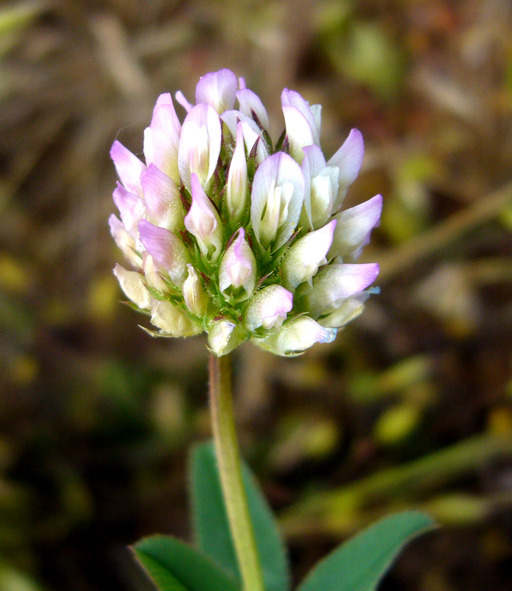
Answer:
[110,69,381,356]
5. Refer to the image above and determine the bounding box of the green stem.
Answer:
[208,353,265,591]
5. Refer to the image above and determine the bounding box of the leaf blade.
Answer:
[133,535,240,591]
[297,511,436,591]
[190,441,290,591]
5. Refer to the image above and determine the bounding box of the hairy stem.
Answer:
[208,353,265,591]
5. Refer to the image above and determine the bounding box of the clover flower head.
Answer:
[110,69,381,356]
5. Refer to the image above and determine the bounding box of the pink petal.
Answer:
[219,228,256,297]
[195,68,238,113]
[329,194,383,258]
[236,88,270,131]
[141,164,183,232]
[138,220,190,285]
[112,182,145,235]
[307,263,379,316]
[281,89,321,145]
[328,128,364,196]
[221,110,269,163]
[143,93,181,184]
[184,173,223,259]
[282,105,316,163]
[244,284,293,331]
[110,140,146,196]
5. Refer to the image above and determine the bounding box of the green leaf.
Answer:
[133,535,240,591]
[297,511,436,591]
[190,441,290,591]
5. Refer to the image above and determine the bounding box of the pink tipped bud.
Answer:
[184,174,224,261]
[182,265,209,316]
[219,228,256,301]
[244,285,293,331]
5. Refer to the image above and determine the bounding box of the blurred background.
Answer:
[1,0,512,589]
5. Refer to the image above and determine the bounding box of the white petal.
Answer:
[250,152,305,251]
[282,105,315,163]
[281,89,321,144]
[236,88,271,131]
[221,110,269,163]
[113,264,151,309]
[281,220,337,289]
[208,319,247,356]
[183,264,208,316]
[151,300,202,336]
[109,215,140,267]
[253,316,336,357]
[178,104,221,190]
[226,123,248,221]
[318,295,367,328]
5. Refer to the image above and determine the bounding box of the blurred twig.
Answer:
[281,434,512,537]
[378,181,512,283]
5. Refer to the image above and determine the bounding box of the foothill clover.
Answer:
[110,69,382,357]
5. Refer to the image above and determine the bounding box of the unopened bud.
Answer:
[184,174,223,261]
[226,123,248,221]
[183,265,209,316]
[113,264,151,310]
[208,319,248,356]
[151,300,202,337]
[244,285,293,331]
[219,228,256,301]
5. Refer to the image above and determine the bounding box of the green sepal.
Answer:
[190,441,290,591]
[296,511,436,591]
[132,534,240,591]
